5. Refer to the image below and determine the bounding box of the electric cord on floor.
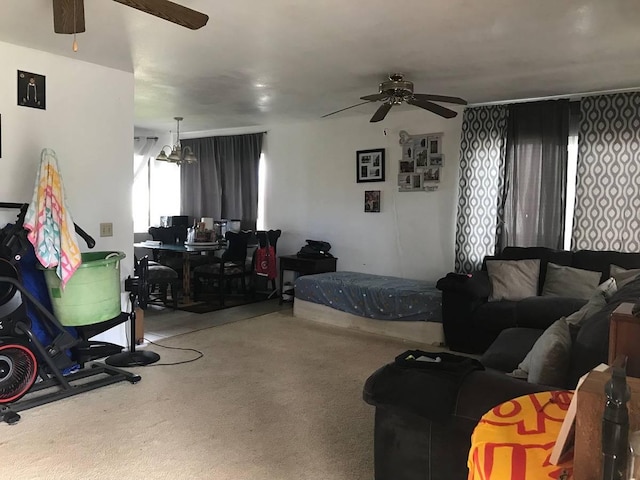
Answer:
[141,337,204,366]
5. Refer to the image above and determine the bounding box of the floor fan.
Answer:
[105,256,160,367]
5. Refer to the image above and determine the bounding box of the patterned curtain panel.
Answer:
[455,105,508,273]
[572,93,640,251]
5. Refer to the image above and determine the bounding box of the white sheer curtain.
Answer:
[132,137,181,232]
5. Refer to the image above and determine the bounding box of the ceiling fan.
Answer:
[323,73,467,123]
[52,0,209,34]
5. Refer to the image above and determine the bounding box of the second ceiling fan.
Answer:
[323,73,467,122]
[52,0,209,34]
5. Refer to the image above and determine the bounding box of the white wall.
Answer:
[0,41,134,345]
[263,109,463,282]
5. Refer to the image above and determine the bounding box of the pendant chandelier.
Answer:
[156,116,197,165]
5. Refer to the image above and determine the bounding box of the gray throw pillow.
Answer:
[486,259,540,302]
[610,264,640,288]
[541,263,601,300]
[511,318,572,387]
[564,277,617,326]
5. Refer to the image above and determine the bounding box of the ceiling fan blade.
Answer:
[53,0,86,34]
[113,0,209,30]
[360,93,388,102]
[412,93,468,105]
[322,101,373,118]
[407,98,458,119]
[370,103,392,123]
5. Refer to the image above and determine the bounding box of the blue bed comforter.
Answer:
[294,271,441,322]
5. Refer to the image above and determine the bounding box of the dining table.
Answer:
[133,241,225,303]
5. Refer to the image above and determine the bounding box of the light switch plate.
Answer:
[100,222,113,237]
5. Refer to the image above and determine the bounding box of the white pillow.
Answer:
[486,259,540,302]
[564,277,617,326]
[541,263,601,300]
[610,264,640,288]
[511,318,572,387]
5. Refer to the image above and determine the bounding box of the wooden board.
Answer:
[293,298,445,346]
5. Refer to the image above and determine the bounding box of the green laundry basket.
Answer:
[42,251,126,326]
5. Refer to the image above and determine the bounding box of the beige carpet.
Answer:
[1,311,438,480]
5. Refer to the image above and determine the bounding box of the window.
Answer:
[132,155,181,233]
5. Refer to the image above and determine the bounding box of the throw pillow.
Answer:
[610,264,640,289]
[564,277,617,326]
[486,259,540,302]
[541,263,601,300]
[511,318,572,387]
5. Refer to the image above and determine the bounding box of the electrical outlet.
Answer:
[100,222,113,237]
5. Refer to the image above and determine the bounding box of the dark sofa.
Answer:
[436,247,640,354]
[363,247,640,480]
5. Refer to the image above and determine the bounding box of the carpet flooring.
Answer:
[0,310,435,480]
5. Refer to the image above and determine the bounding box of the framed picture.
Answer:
[400,160,415,173]
[357,148,385,183]
[398,173,422,191]
[17,70,46,110]
[429,154,444,167]
[428,136,440,154]
[364,190,381,213]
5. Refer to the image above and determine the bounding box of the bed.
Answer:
[293,271,444,346]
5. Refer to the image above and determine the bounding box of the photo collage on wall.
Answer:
[397,131,444,192]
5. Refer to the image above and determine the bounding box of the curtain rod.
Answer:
[133,136,159,140]
[468,86,640,107]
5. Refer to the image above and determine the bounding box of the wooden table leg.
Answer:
[182,253,192,303]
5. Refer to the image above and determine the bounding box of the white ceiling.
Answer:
[2,0,640,133]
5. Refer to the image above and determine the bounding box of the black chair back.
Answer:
[223,231,252,263]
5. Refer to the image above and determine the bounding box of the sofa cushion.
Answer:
[541,263,602,300]
[498,247,573,293]
[512,318,572,387]
[572,250,640,283]
[568,276,640,388]
[486,259,540,302]
[515,296,586,330]
[610,264,640,288]
[565,277,617,326]
[473,301,519,333]
[481,328,543,372]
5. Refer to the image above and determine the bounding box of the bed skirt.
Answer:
[293,298,445,346]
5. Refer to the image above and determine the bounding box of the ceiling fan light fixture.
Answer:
[323,73,467,122]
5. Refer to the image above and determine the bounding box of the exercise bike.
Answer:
[0,202,150,425]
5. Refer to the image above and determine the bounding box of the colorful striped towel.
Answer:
[24,148,81,288]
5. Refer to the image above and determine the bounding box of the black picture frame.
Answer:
[356,148,385,183]
[17,70,46,110]
[364,190,381,213]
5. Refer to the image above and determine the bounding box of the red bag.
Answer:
[255,246,276,280]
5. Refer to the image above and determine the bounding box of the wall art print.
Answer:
[356,148,385,183]
[18,70,46,110]
[397,130,443,191]
[364,190,381,212]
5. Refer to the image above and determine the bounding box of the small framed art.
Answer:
[357,148,385,183]
[18,70,46,110]
[364,190,381,212]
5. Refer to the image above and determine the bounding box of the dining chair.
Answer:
[135,255,179,309]
[192,230,253,305]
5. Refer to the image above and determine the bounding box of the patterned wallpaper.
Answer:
[455,105,508,273]
[572,93,640,252]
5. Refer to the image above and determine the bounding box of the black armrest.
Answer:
[436,271,491,300]
[453,369,557,423]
